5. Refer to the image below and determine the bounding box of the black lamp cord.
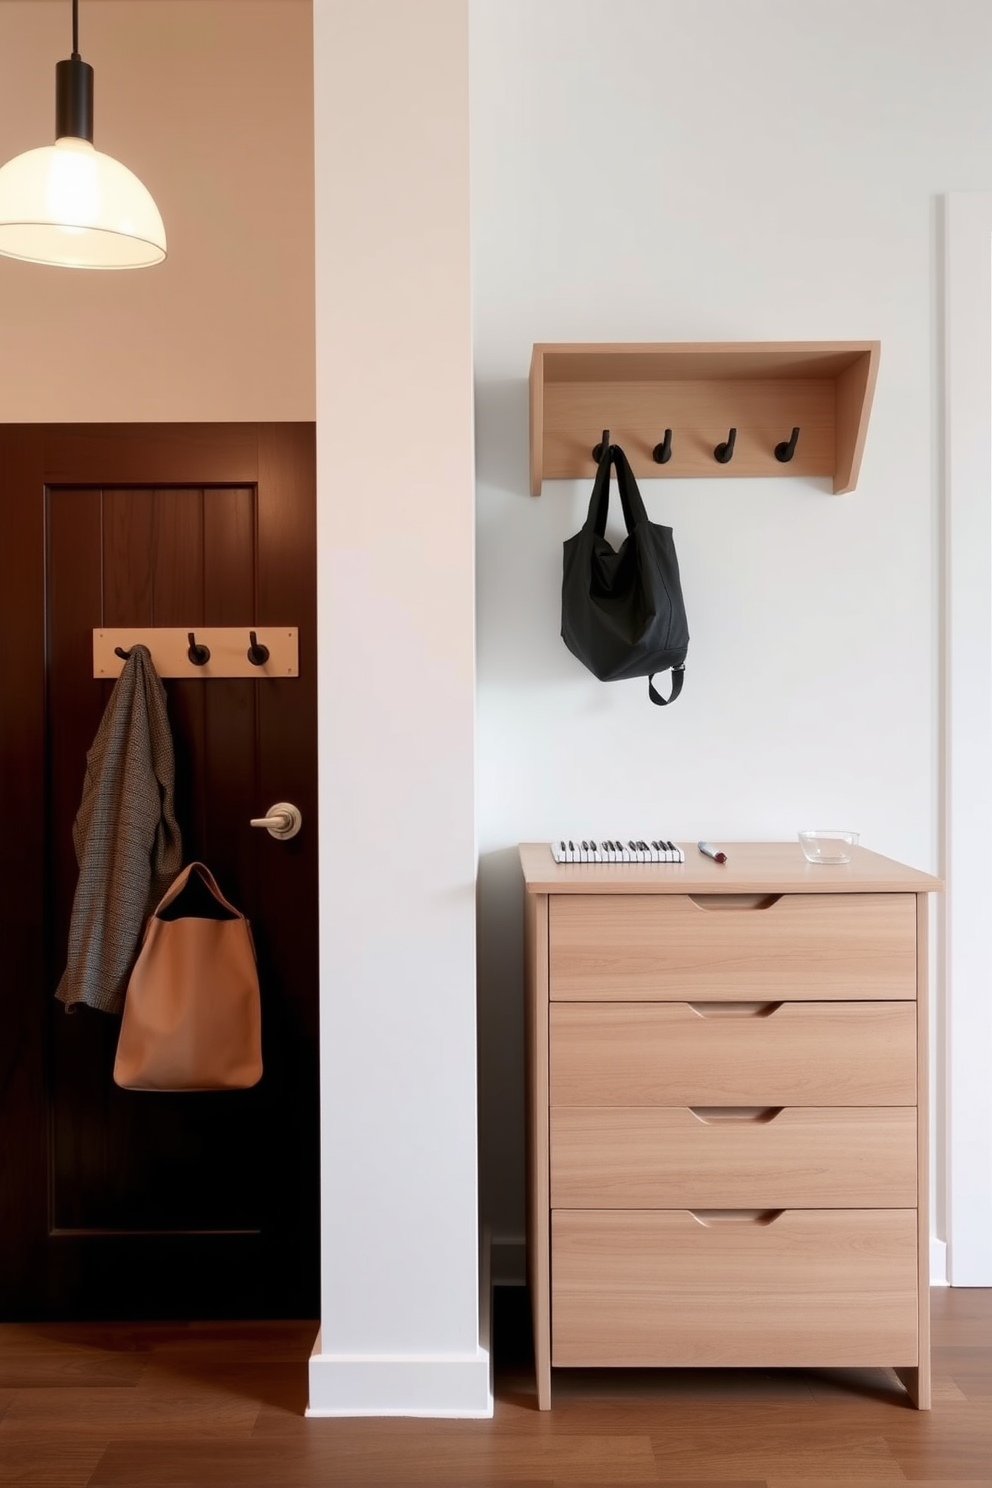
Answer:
[55,0,93,144]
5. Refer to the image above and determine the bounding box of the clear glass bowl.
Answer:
[799,829,859,865]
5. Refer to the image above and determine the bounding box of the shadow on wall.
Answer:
[476,849,527,1283]
[475,376,591,691]
[474,376,608,1281]
[474,376,529,493]
[475,378,532,1281]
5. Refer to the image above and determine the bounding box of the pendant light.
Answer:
[0,0,166,269]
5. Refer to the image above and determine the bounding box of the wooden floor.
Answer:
[0,1287,989,1486]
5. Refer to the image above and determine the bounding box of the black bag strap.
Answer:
[586,443,650,538]
[611,445,650,529]
[648,664,685,707]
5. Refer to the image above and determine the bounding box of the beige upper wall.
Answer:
[0,0,315,422]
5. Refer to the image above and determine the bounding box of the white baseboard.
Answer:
[306,1235,494,1418]
[306,1347,492,1417]
[931,1236,949,1286]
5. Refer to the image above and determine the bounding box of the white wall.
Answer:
[310,0,489,1417]
[472,0,992,1272]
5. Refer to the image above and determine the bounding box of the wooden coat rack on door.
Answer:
[92,628,299,679]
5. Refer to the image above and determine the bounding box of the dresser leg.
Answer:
[894,1364,931,1410]
[536,1355,551,1411]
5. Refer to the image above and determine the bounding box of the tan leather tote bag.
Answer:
[114,862,262,1091]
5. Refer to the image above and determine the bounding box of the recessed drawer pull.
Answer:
[689,1209,784,1227]
[687,1001,782,1018]
[688,893,782,911]
[689,1106,783,1124]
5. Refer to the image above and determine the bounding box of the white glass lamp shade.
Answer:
[0,137,166,269]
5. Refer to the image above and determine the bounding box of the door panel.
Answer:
[0,424,318,1320]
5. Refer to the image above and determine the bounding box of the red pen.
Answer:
[698,841,727,864]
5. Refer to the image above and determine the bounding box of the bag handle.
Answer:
[611,445,650,530]
[648,664,685,707]
[151,861,244,920]
[586,442,650,537]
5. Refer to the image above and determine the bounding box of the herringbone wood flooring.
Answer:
[0,1287,988,1485]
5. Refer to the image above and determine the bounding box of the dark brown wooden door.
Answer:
[0,424,318,1321]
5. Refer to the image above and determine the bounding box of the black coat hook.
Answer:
[775,426,800,463]
[247,631,270,666]
[114,645,132,660]
[652,428,673,465]
[714,427,737,464]
[592,429,611,462]
[187,632,210,666]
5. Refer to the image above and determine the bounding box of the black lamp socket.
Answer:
[55,58,94,143]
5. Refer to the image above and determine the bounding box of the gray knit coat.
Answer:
[56,645,183,1013]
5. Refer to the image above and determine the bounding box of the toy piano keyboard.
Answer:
[551,839,684,863]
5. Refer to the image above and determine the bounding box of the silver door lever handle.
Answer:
[250,802,302,840]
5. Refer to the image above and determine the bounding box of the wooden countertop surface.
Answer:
[518,841,942,895]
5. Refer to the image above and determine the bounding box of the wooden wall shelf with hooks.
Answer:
[529,341,880,496]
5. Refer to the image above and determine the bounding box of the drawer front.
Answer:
[550,1106,917,1208]
[549,892,917,1001]
[551,1209,918,1368]
[550,1000,916,1106]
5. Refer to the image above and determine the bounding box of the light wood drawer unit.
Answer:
[549,891,917,1001]
[551,1209,919,1368]
[550,1106,917,1208]
[521,841,941,1411]
[550,1000,917,1106]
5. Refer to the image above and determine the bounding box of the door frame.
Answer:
[942,194,992,1284]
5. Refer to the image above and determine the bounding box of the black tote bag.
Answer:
[561,442,689,705]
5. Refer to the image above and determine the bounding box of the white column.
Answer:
[310,0,488,1414]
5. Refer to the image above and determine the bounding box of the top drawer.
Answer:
[548,893,917,1001]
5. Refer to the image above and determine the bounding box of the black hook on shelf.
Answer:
[652,428,673,465]
[247,631,270,666]
[775,426,801,463]
[592,429,611,461]
[714,427,737,464]
[187,632,210,666]
[113,645,132,661]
